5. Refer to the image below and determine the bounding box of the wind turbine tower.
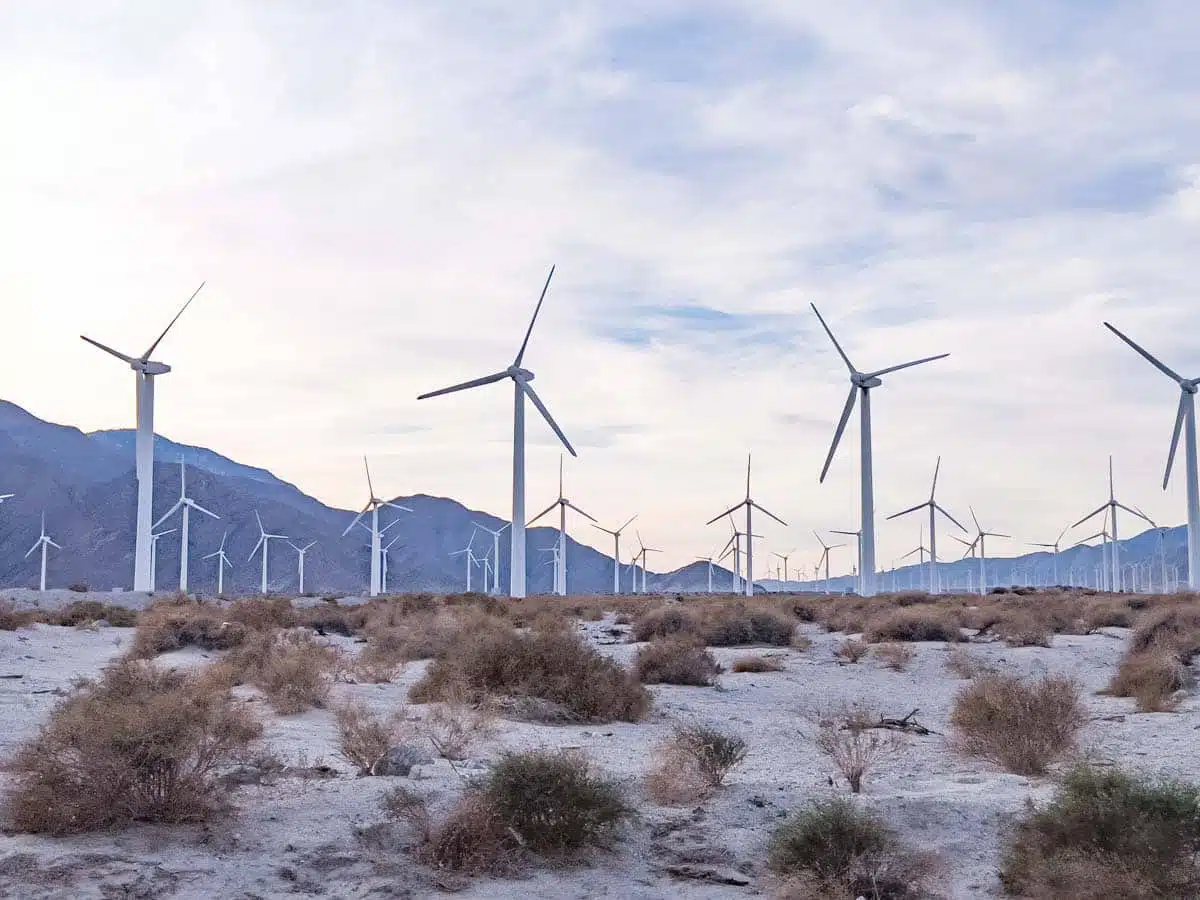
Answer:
[153,458,220,593]
[343,457,412,597]
[705,454,786,597]
[528,457,596,596]
[886,456,965,594]
[203,530,233,595]
[289,541,317,595]
[25,513,61,592]
[249,511,288,594]
[592,515,637,594]
[471,521,511,594]
[1071,457,1151,592]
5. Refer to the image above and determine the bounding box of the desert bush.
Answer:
[634,636,721,686]
[994,611,1053,648]
[0,600,36,631]
[131,602,247,657]
[671,723,747,787]
[423,688,496,760]
[769,798,933,899]
[334,701,412,775]
[1106,650,1191,712]
[874,643,915,671]
[1129,604,1200,659]
[1082,599,1134,631]
[53,599,106,625]
[731,654,785,673]
[631,606,705,643]
[410,625,650,723]
[944,645,993,679]
[102,604,139,628]
[950,674,1085,775]
[999,764,1200,897]
[8,658,261,834]
[702,605,796,646]
[836,639,870,663]
[225,595,298,632]
[383,785,517,874]
[227,630,339,715]
[865,607,961,643]
[813,703,898,793]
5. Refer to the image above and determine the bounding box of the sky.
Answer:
[3,0,1200,578]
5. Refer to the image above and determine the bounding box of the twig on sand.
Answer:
[845,708,939,736]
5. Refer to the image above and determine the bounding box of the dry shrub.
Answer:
[944,645,994,679]
[950,674,1085,775]
[334,701,412,775]
[634,636,721,686]
[423,688,497,760]
[731,654,785,673]
[225,595,297,631]
[865,607,961,643]
[994,611,1053,648]
[874,643,915,672]
[836,639,870,664]
[769,798,934,899]
[999,765,1200,898]
[410,625,650,723]
[813,703,899,793]
[1082,599,1134,631]
[0,600,37,631]
[1106,650,1191,712]
[631,603,795,647]
[672,723,747,787]
[228,630,339,715]
[383,786,517,875]
[8,658,261,834]
[631,606,705,643]
[1128,604,1200,660]
[131,601,247,657]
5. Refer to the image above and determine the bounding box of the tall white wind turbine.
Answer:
[1071,456,1152,593]
[811,304,950,597]
[1103,321,1199,588]
[249,511,288,595]
[961,507,1009,595]
[80,282,205,592]
[705,454,786,597]
[591,514,637,595]
[380,535,401,593]
[813,531,844,593]
[471,521,511,594]
[152,459,220,594]
[343,457,412,597]
[528,456,596,596]
[1028,526,1070,587]
[450,538,478,592]
[288,541,317,595]
[696,556,715,593]
[203,530,233,595]
[831,529,863,594]
[772,550,795,583]
[633,531,661,594]
[417,267,577,599]
[886,456,965,595]
[149,527,174,592]
[25,512,61,592]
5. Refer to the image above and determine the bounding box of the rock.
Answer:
[663,864,751,886]
[375,745,433,776]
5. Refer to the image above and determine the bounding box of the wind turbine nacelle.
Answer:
[853,374,883,389]
[507,365,535,381]
[138,360,171,376]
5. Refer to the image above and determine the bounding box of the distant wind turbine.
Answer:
[25,512,61,592]
[591,514,638,595]
[343,456,412,597]
[288,541,317,595]
[203,530,233,595]
[417,266,576,598]
[886,456,965,595]
[0,493,13,504]
[380,534,401,592]
[811,303,950,597]
[634,530,661,594]
[813,531,844,594]
[1071,456,1151,592]
[471,521,510,594]
[249,511,288,594]
[772,550,794,583]
[528,456,596,595]
[450,537,478,592]
[1028,526,1071,586]
[153,458,220,594]
[961,507,1010,595]
[705,454,786,597]
[831,529,863,594]
[80,282,205,591]
[903,526,932,590]
[696,556,715,593]
[149,527,175,593]
[1103,321,1200,589]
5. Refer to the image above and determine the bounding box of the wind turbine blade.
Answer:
[866,353,950,379]
[1115,502,1155,526]
[930,456,941,501]
[753,502,788,527]
[384,501,414,512]
[933,503,967,531]
[142,282,205,359]
[745,453,752,500]
[706,501,746,526]
[1029,543,1055,549]
[80,335,136,364]
[812,529,829,549]
[342,508,368,538]
[1071,503,1108,529]
[1103,322,1183,382]
[831,530,859,536]
[47,539,61,550]
[418,370,508,400]
[970,505,982,532]
[565,501,598,522]
[819,386,858,482]
[527,500,559,526]
[152,500,183,529]
[520,382,577,457]
[190,501,219,520]
[513,265,555,367]
[25,541,39,558]
[202,550,219,560]
[363,456,375,499]
[618,514,638,532]
[1164,392,1187,489]
[248,535,264,562]
[886,502,927,520]
[719,533,736,557]
[590,523,617,535]
[499,522,511,534]
[254,510,265,533]
[809,303,856,373]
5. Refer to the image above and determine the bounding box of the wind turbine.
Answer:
[249,511,288,595]
[634,531,661,593]
[886,456,965,595]
[380,534,401,593]
[811,303,950,597]
[288,541,317,595]
[80,282,205,592]
[528,456,596,596]
[591,514,637,594]
[343,457,413,597]
[1104,321,1200,589]
[831,529,863,594]
[1071,456,1152,593]
[696,556,715,593]
[417,266,576,599]
[1028,526,1071,587]
[149,527,175,593]
[1134,507,1170,594]
[813,531,844,594]
[25,513,61,592]
[471,521,511,594]
[902,526,932,590]
[203,530,233,595]
[152,458,220,594]
[705,454,786,597]
[772,550,794,583]
[962,507,1010,595]
[450,538,478,592]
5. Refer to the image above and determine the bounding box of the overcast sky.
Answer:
[3,1,1199,577]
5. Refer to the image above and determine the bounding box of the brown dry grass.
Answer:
[7,658,261,834]
[631,602,795,647]
[874,643,915,671]
[950,674,1086,775]
[812,702,899,793]
[422,687,497,760]
[224,630,340,715]
[646,723,747,804]
[334,701,413,775]
[836,639,870,664]
[944,645,994,679]
[864,606,962,643]
[634,636,721,685]
[1106,650,1191,712]
[730,654,786,673]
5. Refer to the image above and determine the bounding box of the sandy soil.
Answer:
[0,613,1196,899]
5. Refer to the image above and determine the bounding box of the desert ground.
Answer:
[0,588,1197,899]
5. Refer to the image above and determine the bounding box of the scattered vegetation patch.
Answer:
[950,674,1085,775]
[812,702,899,794]
[7,659,261,834]
[0,600,37,631]
[634,636,721,686]
[334,701,413,776]
[1106,650,1191,712]
[836,639,870,664]
[999,764,1200,898]
[422,687,497,760]
[646,722,747,805]
[131,601,247,657]
[993,611,1053,648]
[874,643,915,672]
[631,602,795,647]
[225,630,339,715]
[865,607,962,644]
[944,645,993,679]
[730,654,785,673]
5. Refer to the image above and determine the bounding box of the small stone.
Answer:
[375,745,434,776]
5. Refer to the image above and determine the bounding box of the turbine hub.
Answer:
[1184,381,1198,395]
[507,365,535,381]
[853,373,882,388]
[137,360,171,376]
